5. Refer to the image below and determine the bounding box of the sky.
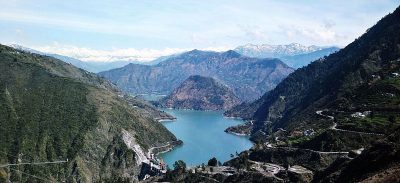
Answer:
[0,0,398,62]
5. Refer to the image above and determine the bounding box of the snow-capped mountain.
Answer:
[9,44,139,73]
[235,43,327,58]
[234,43,340,68]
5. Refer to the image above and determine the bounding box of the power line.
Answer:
[1,150,70,182]
[0,150,68,167]
[0,160,68,168]
[9,167,58,183]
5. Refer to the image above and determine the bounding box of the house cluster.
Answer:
[139,153,167,181]
[351,111,371,118]
[289,128,315,138]
[147,152,167,173]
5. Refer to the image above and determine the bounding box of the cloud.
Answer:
[31,44,232,62]
[0,11,161,37]
[238,24,269,42]
[282,21,347,45]
[323,19,336,29]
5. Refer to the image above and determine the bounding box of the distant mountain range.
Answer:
[9,44,148,73]
[234,43,340,68]
[99,50,294,101]
[159,75,241,110]
[10,43,338,74]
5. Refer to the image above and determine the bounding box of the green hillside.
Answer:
[225,6,400,141]
[0,45,177,182]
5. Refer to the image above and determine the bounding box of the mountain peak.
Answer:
[187,74,208,81]
[234,43,329,58]
[188,49,200,53]
[221,50,241,58]
[160,75,241,110]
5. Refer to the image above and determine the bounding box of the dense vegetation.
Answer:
[0,45,177,182]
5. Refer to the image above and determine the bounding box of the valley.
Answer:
[151,5,400,183]
[99,50,294,101]
[0,2,399,183]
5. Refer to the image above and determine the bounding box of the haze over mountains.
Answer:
[9,44,144,73]
[10,43,338,73]
[99,49,294,102]
[234,43,340,68]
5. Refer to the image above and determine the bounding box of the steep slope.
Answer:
[0,44,178,182]
[226,6,400,140]
[99,50,294,101]
[159,75,241,110]
[314,128,400,183]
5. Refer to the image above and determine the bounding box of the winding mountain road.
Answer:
[315,110,384,136]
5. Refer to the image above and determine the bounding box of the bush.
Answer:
[208,157,218,166]
[173,160,186,171]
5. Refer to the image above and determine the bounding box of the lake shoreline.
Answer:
[158,108,253,166]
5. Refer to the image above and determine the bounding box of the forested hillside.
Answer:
[0,45,177,182]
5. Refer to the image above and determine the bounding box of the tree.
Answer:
[208,157,218,166]
[389,115,396,124]
[166,165,171,171]
[173,160,186,171]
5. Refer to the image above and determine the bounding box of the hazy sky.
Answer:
[0,0,398,62]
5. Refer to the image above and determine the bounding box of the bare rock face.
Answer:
[159,75,241,110]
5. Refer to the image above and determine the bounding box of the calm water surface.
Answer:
[159,109,253,167]
[135,94,166,101]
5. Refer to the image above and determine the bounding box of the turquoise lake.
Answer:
[159,109,253,167]
[135,94,166,101]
